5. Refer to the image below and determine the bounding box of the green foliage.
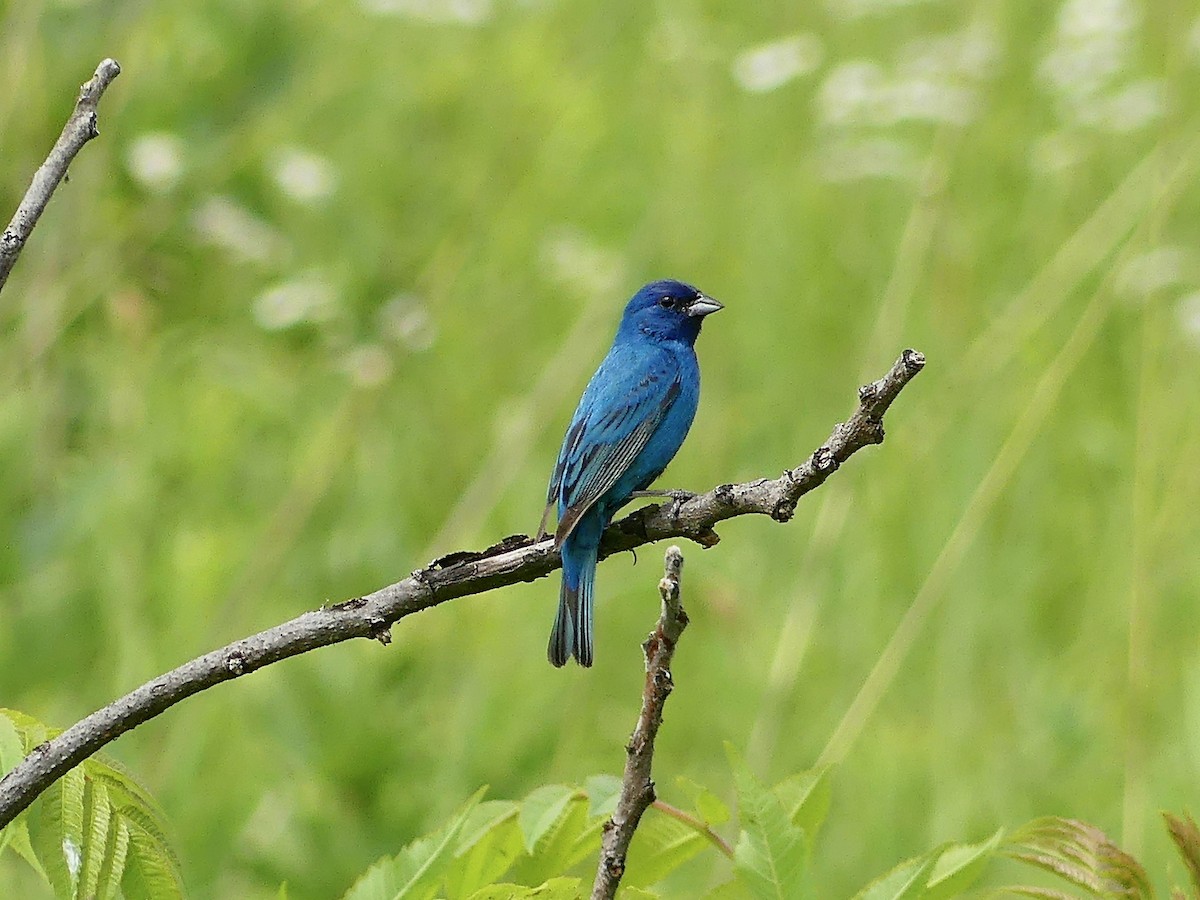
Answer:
[725,744,810,898]
[334,755,1017,899]
[3,1,1200,897]
[0,709,184,900]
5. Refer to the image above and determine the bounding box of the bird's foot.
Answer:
[631,488,697,520]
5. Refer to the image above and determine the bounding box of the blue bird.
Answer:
[541,279,723,667]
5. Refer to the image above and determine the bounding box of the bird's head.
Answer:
[620,279,724,344]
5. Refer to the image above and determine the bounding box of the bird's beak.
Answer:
[685,294,724,317]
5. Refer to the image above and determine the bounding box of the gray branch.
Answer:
[0,348,924,829]
[593,546,688,900]
[0,58,122,293]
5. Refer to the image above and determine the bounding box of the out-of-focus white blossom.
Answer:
[271,146,337,203]
[1115,246,1195,301]
[379,294,437,352]
[252,273,337,330]
[732,35,823,94]
[342,344,394,387]
[192,196,289,265]
[1039,0,1164,131]
[126,133,185,193]
[539,228,626,300]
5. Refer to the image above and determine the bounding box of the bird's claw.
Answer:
[665,489,696,520]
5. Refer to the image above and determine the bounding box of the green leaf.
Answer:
[77,778,113,900]
[0,708,53,748]
[922,828,1003,899]
[1005,817,1152,899]
[618,888,662,899]
[507,794,591,887]
[675,776,730,827]
[0,713,24,775]
[518,785,577,855]
[342,788,483,900]
[445,802,523,898]
[622,809,706,888]
[585,775,622,820]
[1163,812,1200,897]
[8,820,48,881]
[465,876,582,899]
[771,767,832,842]
[457,800,520,855]
[95,817,131,900]
[0,713,24,857]
[121,808,187,900]
[726,744,808,900]
[850,853,938,900]
[27,765,87,900]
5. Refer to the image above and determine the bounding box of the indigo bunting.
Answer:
[541,279,723,667]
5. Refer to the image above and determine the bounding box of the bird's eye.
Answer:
[658,298,673,309]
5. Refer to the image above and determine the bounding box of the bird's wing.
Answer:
[552,360,682,546]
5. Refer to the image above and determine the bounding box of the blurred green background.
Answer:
[3,0,1200,896]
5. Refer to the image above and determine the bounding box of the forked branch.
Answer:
[0,349,924,828]
[592,546,688,900]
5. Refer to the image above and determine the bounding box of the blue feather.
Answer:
[545,279,722,667]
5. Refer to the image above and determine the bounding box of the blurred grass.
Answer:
[3,0,1200,897]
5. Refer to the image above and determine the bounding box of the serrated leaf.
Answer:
[27,765,87,900]
[726,744,808,900]
[622,808,705,888]
[465,876,582,899]
[923,828,1003,900]
[850,852,938,900]
[585,775,622,820]
[771,767,831,841]
[445,806,523,898]
[508,795,591,887]
[518,785,577,855]
[1005,817,1152,899]
[1164,812,1200,896]
[676,776,730,827]
[456,801,520,856]
[96,817,131,900]
[343,789,483,900]
[78,778,113,900]
[93,762,171,834]
[122,811,186,900]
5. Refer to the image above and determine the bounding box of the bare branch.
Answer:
[0,58,122,293]
[593,546,688,900]
[0,348,924,829]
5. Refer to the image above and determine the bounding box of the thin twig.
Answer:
[0,58,122,293]
[593,547,688,899]
[651,800,735,859]
[0,349,924,829]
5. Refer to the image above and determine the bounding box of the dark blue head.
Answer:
[619,279,724,345]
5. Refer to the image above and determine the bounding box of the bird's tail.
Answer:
[549,542,597,667]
